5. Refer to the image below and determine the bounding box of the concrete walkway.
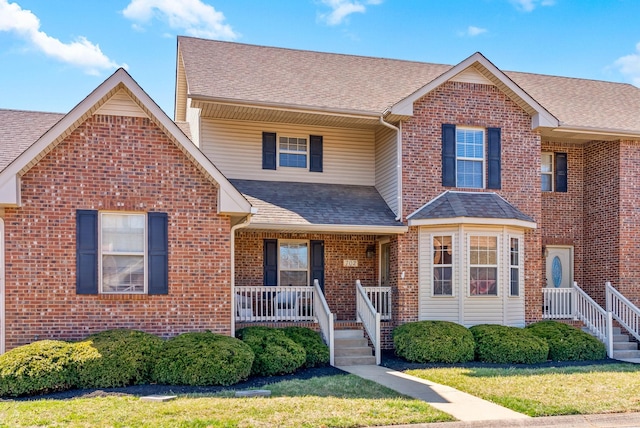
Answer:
[338,365,529,422]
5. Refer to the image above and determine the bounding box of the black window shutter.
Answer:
[263,239,278,286]
[76,210,98,294]
[442,124,456,187]
[148,212,169,295]
[309,135,323,172]
[262,132,276,170]
[487,127,502,189]
[555,152,568,192]
[310,240,325,291]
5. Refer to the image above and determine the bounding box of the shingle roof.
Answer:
[408,191,535,223]
[179,37,640,133]
[0,109,64,172]
[230,179,402,228]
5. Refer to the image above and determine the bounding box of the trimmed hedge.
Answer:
[0,340,99,397]
[76,329,164,388]
[153,332,254,386]
[237,326,306,376]
[470,324,549,364]
[526,321,607,361]
[281,327,329,368]
[393,321,475,363]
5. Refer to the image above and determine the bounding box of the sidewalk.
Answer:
[338,365,529,422]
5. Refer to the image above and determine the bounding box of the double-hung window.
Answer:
[279,137,307,168]
[509,237,520,296]
[433,235,453,296]
[279,241,309,286]
[100,213,146,293]
[541,152,554,191]
[469,235,498,296]
[541,151,568,192]
[456,128,485,188]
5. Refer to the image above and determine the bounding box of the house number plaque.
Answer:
[343,259,358,267]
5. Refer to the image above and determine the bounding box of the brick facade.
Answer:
[397,81,543,324]
[3,114,232,350]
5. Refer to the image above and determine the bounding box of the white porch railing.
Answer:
[356,280,381,365]
[313,279,334,366]
[235,285,315,323]
[542,287,574,319]
[363,286,392,321]
[607,281,640,343]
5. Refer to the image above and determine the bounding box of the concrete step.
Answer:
[334,355,377,366]
[334,346,373,357]
[335,338,369,348]
[613,341,638,350]
[613,333,631,342]
[613,349,640,359]
[334,329,364,339]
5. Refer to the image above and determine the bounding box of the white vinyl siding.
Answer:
[418,225,525,327]
[94,89,147,118]
[200,118,375,185]
[186,100,201,147]
[375,125,398,215]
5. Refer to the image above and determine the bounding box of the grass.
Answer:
[406,363,640,417]
[0,374,454,428]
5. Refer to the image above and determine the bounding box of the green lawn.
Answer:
[406,363,640,417]
[0,374,454,428]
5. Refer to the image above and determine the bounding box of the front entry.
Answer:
[545,246,573,289]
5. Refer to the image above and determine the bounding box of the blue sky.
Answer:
[1,0,639,117]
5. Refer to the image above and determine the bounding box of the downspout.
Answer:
[230,214,252,335]
[379,114,403,221]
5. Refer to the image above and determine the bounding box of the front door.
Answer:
[545,246,573,289]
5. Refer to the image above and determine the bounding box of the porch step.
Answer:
[333,329,376,366]
[583,326,640,360]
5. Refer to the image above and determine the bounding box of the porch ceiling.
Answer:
[230,179,407,234]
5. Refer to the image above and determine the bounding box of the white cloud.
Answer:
[319,0,382,26]
[467,26,488,37]
[614,42,640,87]
[122,0,237,40]
[0,0,122,75]
[510,0,555,12]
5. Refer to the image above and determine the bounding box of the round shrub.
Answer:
[393,321,475,363]
[0,340,99,397]
[281,327,329,367]
[237,326,306,376]
[526,321,607,361]
[153,332,253,386]
[76,329,164,388]
[470,324,549,364]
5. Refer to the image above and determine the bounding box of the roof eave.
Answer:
[245,222,408,234]
[408,216,537,229]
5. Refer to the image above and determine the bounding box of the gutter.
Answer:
[230,214,252,334]
[379,114,403,222]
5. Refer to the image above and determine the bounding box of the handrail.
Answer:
[573,281,613,357]
[363,286,392,320]
[313,279,334,366]
[356,279,381,365]
[607,281,640,343]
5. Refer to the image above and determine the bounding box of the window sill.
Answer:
[99,294,149,301]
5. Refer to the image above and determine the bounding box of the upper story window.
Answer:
[100,213,146,293]
[542,151,568,192]
[442,124,501,190]
[456,128,485,188]
[262,132,323,172]
[279,137,307,168]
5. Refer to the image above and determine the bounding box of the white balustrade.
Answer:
[356,280,381,365]
[542,287,574,319]
[363,286,392,321]
[234,285,315,323]
[607,281,640,343]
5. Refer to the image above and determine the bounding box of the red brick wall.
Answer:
[3,114,232,350]
[540,142,585,286]
[398,81,543,324]
[583,140,620,305]
[235,230,376,320]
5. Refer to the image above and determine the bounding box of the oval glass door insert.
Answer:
[552,256,562,288]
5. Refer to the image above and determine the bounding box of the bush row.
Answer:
[393,320,607,364]
[0,326,328,397]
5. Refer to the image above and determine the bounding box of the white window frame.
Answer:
[99,212,147,294]
[278,240,310,286]
[541,152,554,192]
[456,127,485,189]
[278,136,308,169]
[468,234,499,297]
[508,236,522,297]
[432,235,454,297]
